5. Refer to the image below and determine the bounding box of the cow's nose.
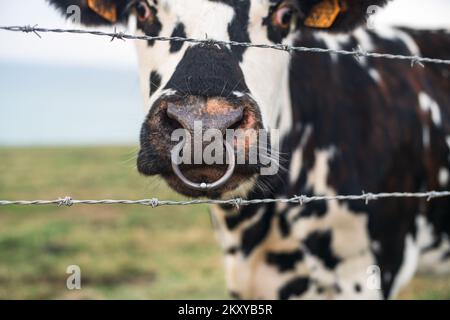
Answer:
[167,98,244,133]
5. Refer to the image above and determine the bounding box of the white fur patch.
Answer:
[419,92,442,126]
[289,125,312,184]
[352,28,374,67]
[306,147,336,195]
[242,0,295,134]
[390,235,420,298]
[232,91,246,98]
[438,167,449,186]
[415,215,435,250]
[314,32,352,63]
[289,148,302,185]
[368,68,382,83]
[353,28,375,52]
[377,27,421,55]
[418,234,450,275]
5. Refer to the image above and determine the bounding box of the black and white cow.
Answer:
[48,0,450,299]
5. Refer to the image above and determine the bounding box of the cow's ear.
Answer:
[301,0,390,32]
[47,0,128,25]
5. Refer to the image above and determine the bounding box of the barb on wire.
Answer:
[1,25,450,66]
[352,45,366,62]
[21,24,41,38]
[110,27,125,42]
[411,56,425,68]
[1,191,450,209]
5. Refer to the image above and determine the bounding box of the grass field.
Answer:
[0,147,449,299]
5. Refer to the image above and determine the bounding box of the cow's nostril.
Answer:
[164,110,183,130]
[167,101,244,133]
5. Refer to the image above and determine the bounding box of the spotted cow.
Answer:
[48,0,450,299]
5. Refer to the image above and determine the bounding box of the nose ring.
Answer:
[171,141,236,191]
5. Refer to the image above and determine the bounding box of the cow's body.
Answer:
[48,0,450,299]
[212,27,450,299]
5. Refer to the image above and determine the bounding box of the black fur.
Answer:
[266,249,305,272]
[210,0,251,61]
[303,230,341,269]
[164,44,249,97]
[169,23,187,53]
[47,0,130,25]
[279,277,310,299]
[149,71,162,97]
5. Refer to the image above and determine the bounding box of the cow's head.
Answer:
[49,0,389,198]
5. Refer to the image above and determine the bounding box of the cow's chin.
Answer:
[162,167,257,199]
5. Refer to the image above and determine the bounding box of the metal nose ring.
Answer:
[171,141,236,191]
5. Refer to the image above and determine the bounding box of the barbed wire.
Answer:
[1,191,450,209]
[1,25,450,66]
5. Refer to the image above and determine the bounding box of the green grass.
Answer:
[0,146,448,299]
[0,146,226,299]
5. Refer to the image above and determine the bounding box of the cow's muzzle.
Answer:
[137,95,264,198]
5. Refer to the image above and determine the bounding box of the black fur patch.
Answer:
[241,205,275,256]
[279,277,310,299]
[443,250,450,260]
[226,205,261,230]
[170,23,186,53]
[262,2,292,44]
[164,44,249,97]
[334,283,342,294]
[278,213,290,237]
[139,5,162,46]
[226,246,239,255]
[316,286,325,294]
[303,230,341,269]
[149,71,162,97]
[209,0,251,61]
[294,199,328,220]
[266,249,304,272]
[229,291,241,300]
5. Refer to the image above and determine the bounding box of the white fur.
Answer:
[419,92,442,126]
[376,27,421,55]
[368,68,382,83]
[314,32,351,63]
[389,235,420,298]
[439,167,449,186]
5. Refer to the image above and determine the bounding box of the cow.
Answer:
[48,0,450,299]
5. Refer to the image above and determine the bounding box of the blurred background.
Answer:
[0,0,449,299]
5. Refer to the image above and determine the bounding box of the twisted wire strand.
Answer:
[1,25,449,66]
[1,191,450,208]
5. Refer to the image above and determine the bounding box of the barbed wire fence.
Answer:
[0,25,450,208]
[1,25,450,66]
[1,191,450,208]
